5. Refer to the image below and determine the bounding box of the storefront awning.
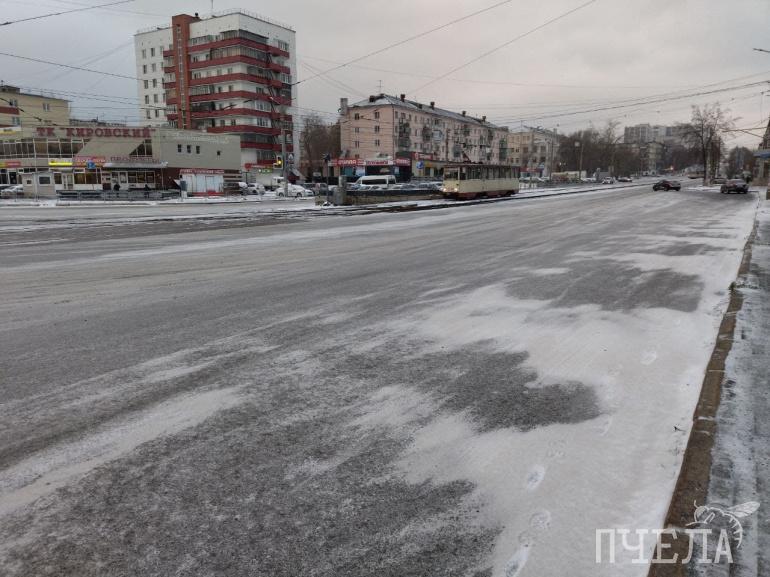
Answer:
[77,137,141,160]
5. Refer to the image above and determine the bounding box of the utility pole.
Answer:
[268,95,289,197]
[280,104,288,197]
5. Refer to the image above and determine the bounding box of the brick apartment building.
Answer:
[134,10,298,171]
[337,94,510,179]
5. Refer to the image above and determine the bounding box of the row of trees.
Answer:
[557,104,752,185]
[299,113,340,179]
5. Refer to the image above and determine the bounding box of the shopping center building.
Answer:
[0,125,241,196]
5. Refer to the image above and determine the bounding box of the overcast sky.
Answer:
[1,0,769,147]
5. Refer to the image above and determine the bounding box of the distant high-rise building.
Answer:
[134,10,297,170]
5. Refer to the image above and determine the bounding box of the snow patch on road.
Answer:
[0,386,241,517]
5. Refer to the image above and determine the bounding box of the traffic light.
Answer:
[273,155,283,169]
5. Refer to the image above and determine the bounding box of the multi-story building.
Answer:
[624,123,687,148]
[507,126,560,177]
[134,10,297,171]
[0,84,70,128]
[337,94,509,179]
[0,123,241,194]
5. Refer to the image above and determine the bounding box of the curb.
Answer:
[648,212,759,575]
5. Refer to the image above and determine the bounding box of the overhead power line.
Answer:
[294,0,519,87]
[0,51,136,79]
[0,0,135,26]
[411,0,600,95]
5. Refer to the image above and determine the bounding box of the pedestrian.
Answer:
[144,183,150,199]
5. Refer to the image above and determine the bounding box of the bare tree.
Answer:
[678,104,734,185]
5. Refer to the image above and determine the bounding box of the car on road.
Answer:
[601,177,615,184]
[720,179,749,194]
[652,179,681,191]
[617,176,633,182]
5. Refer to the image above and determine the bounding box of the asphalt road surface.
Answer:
[0,185,758,576]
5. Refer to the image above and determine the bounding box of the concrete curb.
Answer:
[648,207,760,575]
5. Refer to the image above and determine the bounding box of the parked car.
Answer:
[276,183,313,198]
[617,176,633,182]
[652,179,681,191]
[720,179,749,194]
[1,184,23,197]
[238,181,265,195]
[601,177,615,184]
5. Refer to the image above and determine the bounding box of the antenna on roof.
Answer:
[377,80,383,93]
[211,0,214,13]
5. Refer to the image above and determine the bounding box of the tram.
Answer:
[441,164,520,200]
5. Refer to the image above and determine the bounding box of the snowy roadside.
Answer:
[687,202,770,576]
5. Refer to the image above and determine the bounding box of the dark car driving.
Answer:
[720,179,749,194]
[652,179,681,191]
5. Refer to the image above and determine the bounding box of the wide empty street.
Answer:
[0,186,758,576]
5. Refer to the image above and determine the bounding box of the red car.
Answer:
[652,179,681,191]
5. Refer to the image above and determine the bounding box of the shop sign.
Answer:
[330,158,363,167]
[48,159,73,167]
[180,169,225,175]
[35,126,155,139]
[0,160,21,168]
[108,156,160,164]
[74,156,107,167]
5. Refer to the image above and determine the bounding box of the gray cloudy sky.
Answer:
[1,0,769,147]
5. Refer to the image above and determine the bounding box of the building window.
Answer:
[354,141,360,148]
[154,109,160,118]
[354,113,360,120]
[374,139,380,147]
[42,102,51,111]
[374,125,380,133]
[354,127,360,133]
[151,63,157,72]
[186,145,191,153]
[142,49,146,59]
[11,117,20,126]
[147,110,152,120]
[374,111,380,119]
[145,95,149,104]
[217,150,221,156]
[152,78,157,88]
[153,94,159,103]
[150,47,155,57]
[228,85,234,92]
[144,80,149,89]
[143,64,147,74]
[177,144,182,153]
[196,145,201,154]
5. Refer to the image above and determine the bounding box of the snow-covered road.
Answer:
[0,184,759,576]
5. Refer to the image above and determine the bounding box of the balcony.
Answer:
[189,72,272,88]
[268,45,289,58]
[187,37,272,56]
[189,90,291,106]
[191,108,279,120]
[206,125,280,136]
[189,55,270,71]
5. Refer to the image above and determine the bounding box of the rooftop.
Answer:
[0,83,71,102]
[136,9,295,36]
[348,94,507,131]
